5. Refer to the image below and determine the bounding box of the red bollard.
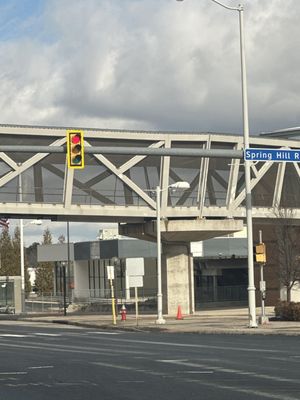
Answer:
[121,304,127,321]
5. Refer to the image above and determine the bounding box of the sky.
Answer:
[0,0,299,244]
[9,220,115,247]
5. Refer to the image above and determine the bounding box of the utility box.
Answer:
[0,276,22,314]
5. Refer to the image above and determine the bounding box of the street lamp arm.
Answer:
[23,219,42,228]
[210,0,243,12]
[168,181,190,190]
[176,0,242,11]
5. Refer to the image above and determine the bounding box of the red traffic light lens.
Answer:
[71,134,81,144]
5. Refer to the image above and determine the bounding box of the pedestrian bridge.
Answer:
[0,123,299,223]
[4,123,299,315]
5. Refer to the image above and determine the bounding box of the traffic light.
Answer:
[67,130,85,169]
[253,243,266,263]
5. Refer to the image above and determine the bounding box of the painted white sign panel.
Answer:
[128,276,143,288]
[126,258,144,276]
[106,265,115,280]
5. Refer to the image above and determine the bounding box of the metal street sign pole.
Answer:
[258,230,269,325]
[106,266,116,325]
[238,5,257,328]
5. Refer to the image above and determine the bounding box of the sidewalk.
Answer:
[19,307,300,335]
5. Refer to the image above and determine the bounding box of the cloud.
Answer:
[1,0,299,245]
[0,0,298,134]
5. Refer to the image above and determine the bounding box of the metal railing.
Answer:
[195,285,248,304]
[0,184,299,209]
[73,288,157,303]
[25,292,65,314]
[25,288,158,314]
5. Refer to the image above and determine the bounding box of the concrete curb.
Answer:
[18,318,169,333]
[51,320,168,333]
[15,317,300,336]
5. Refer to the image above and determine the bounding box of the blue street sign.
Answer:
[244,148,300,162]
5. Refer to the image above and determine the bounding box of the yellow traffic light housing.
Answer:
[254,243,266,263]
[67,130,85,169]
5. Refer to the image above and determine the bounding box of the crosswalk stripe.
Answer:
[0,334,28,338]
[0,331,121,339]
[87,331,120,335]
[34,333,62,337]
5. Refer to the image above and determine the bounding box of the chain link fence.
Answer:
[25,287,158,315]
[25,292,65,314]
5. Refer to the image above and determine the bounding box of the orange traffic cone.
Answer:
[176,305,183,320]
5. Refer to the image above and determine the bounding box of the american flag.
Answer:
[0,218,9,229]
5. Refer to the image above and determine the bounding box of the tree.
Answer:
[26,242,39,268]
[11,227,21,276]
[274,208,300,302]
[0,227,14,276]
[58,234,65,244]
[35,228,54,294]
[0,226,32,294]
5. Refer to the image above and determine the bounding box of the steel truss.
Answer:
[0,124,299,222]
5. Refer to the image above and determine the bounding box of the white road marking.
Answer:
[28,366,54,370]
[92,362,170,378]
[97,337,288,355]
[0,341,152,356]
[92,360,300,400]
[0,378,17,381]
[34,333,62,337]
[0,334,28,338]
[185,378,300,400]
[92,362,136,371]
[87,331,120,335]
[0,372,27,375]
[0,331,119,339]
[181,371,214,374]
[157,359,300,384]
[5,381,87,388]
[267,356,300,363]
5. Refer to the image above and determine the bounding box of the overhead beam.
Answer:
[0,145,243,159]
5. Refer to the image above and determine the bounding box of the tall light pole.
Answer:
[156,181,190,324]
[176,0,257,327]
[18,167,43,313]
[20,219,42,313]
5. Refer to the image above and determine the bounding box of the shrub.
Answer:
[274,301,300,321]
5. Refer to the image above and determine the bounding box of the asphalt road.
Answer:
[0,321,299,400]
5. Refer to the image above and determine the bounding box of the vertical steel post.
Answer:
[62,264,67,316]
[239,6,257,327]
[19,167,25,313]
[67,221,70,303]
[156,186,165,324]
[176,0,257,327]
[110,278,116,325]
[258,230,268,324]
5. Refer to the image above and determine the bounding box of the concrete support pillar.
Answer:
[119,218,244,316]
[13,276,22,314]
[161,244,194,316]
